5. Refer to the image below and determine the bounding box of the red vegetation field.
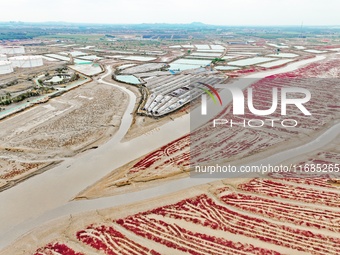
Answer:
[34,178,340,255]
[116,192,340,255]
[128,135,190,174]
[77,225,160,255]
[215,187,340,233]
[34,243,83,255]
[117,213,282,255]
[238,178,340,207]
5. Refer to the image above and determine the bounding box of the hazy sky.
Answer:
[2,0,340,26]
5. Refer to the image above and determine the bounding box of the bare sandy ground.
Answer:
[0,79,128,191]
[124,102,191,142]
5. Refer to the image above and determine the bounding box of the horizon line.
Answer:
[1,21,340,27]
